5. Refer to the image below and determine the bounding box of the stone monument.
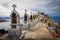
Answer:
[8,4,22,39]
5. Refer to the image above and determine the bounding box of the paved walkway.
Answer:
[23,22,54,40]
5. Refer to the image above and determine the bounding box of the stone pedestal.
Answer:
[8,26,22,39]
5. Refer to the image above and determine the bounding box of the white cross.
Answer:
[12,4,17,10]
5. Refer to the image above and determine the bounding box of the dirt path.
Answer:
[0,22,55,40]
[23,22,54,40]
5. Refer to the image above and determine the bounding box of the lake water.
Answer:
[50,16,60,27]
[0,19,24,30]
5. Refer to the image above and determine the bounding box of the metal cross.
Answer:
[12,4,17,10]
[31,12,32,15]
[25,9,27,14]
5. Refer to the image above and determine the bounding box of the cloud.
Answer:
[0,5,11,17]
[45,0,60,15]
[0,0,60,17]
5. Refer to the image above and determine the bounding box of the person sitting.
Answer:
[54,28,60,37]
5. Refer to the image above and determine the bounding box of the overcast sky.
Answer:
[0,0,60,17]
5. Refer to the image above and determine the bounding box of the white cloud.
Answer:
[0,5,11,17]
[0,0,60,17]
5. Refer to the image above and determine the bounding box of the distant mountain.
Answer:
[0,17,10,19]
[0,20,8,22]
[0,17,24,20]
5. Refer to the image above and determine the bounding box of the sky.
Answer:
[0,0,60,17]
